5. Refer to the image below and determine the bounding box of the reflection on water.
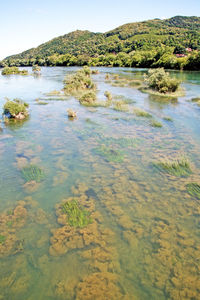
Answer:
[0,67,200,299]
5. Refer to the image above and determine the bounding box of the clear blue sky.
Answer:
[0,0,199,60]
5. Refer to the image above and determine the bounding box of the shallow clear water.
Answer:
[0,67,200,300]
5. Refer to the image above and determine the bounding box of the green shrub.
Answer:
[62,200,93,228]
[144,68,180,93]
[2,66,28,75]
[79,91,97,106]
[3,99,29,119]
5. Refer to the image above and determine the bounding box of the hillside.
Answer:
[2,16,200,70]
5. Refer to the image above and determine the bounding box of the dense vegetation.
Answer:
[3,99,29,119]
[1,16,200,70]
[1,66,28,75]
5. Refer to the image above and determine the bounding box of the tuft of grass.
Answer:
[0,235,6,244]
[62,200,93,228]
[153,157,192,177]
[186,183,200,200]
[163,116,173,121]
[104,91,112,101]
[94,145,124,163]
[2,67,28,76]
[79,91,97,106]
[113,101,129,112]
[134,108,152,118]
[21,164,45,183]
[151,120,163,127]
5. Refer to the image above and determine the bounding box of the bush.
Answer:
[64,67,96,94]
[79,91,97,105]
[2,66,28,75]
[144,68,180,93]
[3,99,29,119]
[104,91,112,101]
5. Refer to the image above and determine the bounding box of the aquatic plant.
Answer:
[186,183,200,199]
[163,116,173,121]
[151,120,163,127]
[79,91,97,106]
[62,200,92,228]
[104,91,112,101]
[32,65,41,74]
[91,69,99,74]
[64,67,96,95]
[3,99,29,120]
[144,68,180,93]
[134,108,152,118]
[21,164,45,183]
[0,235,6,244]
[191,97,200,102]
[113,101,129,112]
[94,145,124,162]
[1,66,28,75]
[154,157,192,177]
[67,109,77,118]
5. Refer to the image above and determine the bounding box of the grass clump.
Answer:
[2,66,28,75]
[62,200,93,228]
[144,68,180,94]
[186,183,200,200]
[151,120,163,127]
[113,101,129,112]
[3,99,29,120]
[94,145,124,163]
[163,116,173,121]
[0,235,6,244]
[191,97,200,102]
[134,108,152,118]
[21,165,45,183]
[32,65,41,74]
[154,157,192,177]
[79,91,97,106]
[91,69,99,74]
[104,91,112,101]
[64,67,96,95]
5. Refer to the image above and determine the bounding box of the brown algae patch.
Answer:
[0,202,27,257]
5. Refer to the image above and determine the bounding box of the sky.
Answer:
[0,0,199,60]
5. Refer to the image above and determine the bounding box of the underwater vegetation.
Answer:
[21,164,45,183]
[151,120,163,127]
[3,99,29,120]
[186,183,200,200]
[62,200,93,228]
[1,66,28,75]
[133,108,152,118]
[153,157,192,177]
[94,145,124,163]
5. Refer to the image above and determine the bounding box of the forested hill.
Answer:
[2,16,200,70]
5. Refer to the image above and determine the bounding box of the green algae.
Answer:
[93,145,124,162]
[62,200,93,228]
[153,158,192,177]
[21,165,45,183]
[186,183,200,200]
